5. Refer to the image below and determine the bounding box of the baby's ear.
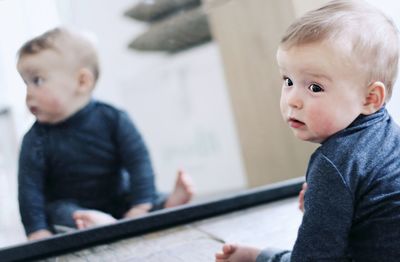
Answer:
[77,68,95,94]
[362,81,386,115]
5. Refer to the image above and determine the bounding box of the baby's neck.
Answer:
[57,95,92,124]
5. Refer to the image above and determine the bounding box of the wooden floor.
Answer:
[41,197,302,261]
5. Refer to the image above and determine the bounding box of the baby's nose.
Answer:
[287,89,303,109]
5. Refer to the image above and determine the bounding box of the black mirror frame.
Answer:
[0,177,303,262]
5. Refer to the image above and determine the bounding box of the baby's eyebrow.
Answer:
[22,69,42,79]
[19,67,36,74]
[305,72,332,82]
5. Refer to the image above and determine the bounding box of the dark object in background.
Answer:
[124,0,201,22]
[128,7,211,53]
[124,0,212,53]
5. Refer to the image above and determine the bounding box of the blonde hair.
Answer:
[17,27,100,83]
[280,0,399,101]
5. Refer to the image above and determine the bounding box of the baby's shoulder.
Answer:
[23,121,45,140]
[93,100,120,113]
[91,101,134,130]
[91,100,126,120]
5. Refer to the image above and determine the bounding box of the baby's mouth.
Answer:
[29,106,38,114]
[288,117,305,128]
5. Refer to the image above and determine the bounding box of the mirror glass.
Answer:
[1,0,400,251]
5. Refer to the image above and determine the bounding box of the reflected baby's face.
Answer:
[277,41,368,143]
[17,49,81,124]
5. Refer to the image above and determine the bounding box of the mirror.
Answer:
[0,0,252,248]
[1,0,400,252]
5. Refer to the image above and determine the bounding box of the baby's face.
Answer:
[277,41,368,143]
[17,49,80,124]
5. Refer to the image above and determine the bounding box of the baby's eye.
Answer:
[33,76,43,86]
[308,84,324,93]
[284,77,293,87]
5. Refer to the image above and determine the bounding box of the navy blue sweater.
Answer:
[257,108,400,261]
[18,100,156,235]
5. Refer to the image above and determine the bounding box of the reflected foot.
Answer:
[215,243,261,262]
[28,229,53,241]
[73,210,117,229]
[164,169,194,208]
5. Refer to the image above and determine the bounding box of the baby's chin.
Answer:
[305,136,329,144]
[293,132,326,144]
[36,115,63,124]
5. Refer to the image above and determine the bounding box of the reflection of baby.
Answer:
[216,0,400,261]
[16,27,194,241]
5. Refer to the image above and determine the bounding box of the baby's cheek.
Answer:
[308,109,338,136]
[43,99,63,114]
[49,98,65,113]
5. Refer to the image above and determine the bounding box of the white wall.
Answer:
[0,0,61,136]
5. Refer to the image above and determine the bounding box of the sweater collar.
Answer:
[322,106,389,145]
[39,99,96,127]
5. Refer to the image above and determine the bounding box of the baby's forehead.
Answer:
[277,40,364,75]
[17,47,75,74]
[19,30,78,57]
[279,38,355,62]
[18,46,62,63]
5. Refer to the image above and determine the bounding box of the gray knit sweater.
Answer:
[257,107,400,262]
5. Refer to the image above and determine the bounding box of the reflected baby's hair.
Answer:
[280,0,399,101]
[17,27,100,83]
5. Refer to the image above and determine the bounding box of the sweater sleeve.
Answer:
[115,111,156,206]
[18,128,50,235]
[256,152,353,261]
[256,248,291,262]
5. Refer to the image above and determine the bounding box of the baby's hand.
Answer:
[215,243,261,262]
[27,229,53,241]
[298,182,307,212]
